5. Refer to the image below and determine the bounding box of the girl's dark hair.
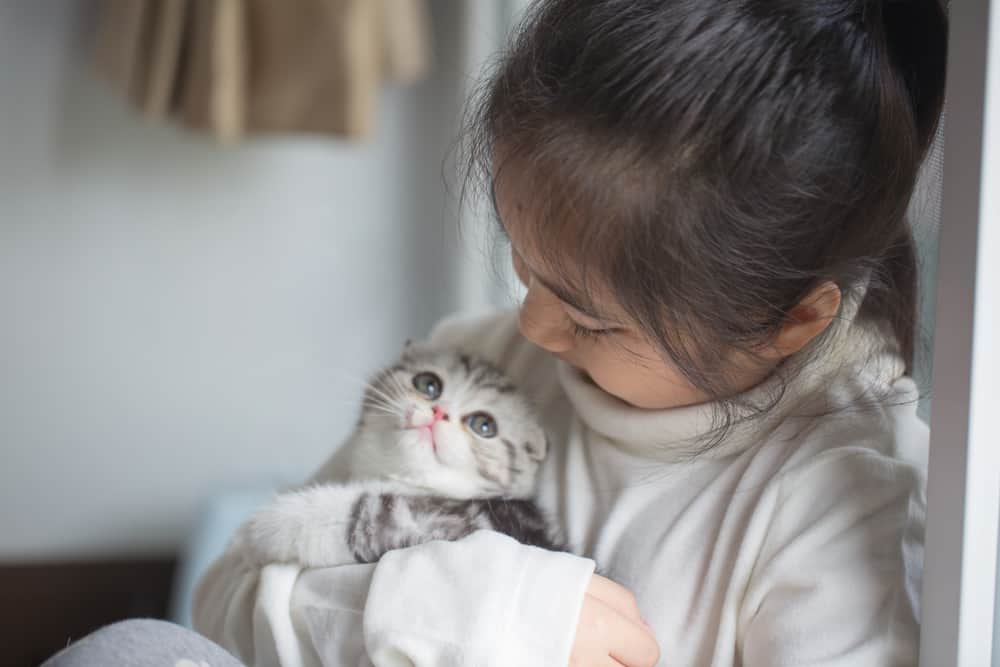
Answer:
[465,0,947,426]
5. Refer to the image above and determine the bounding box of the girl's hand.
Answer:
[570,575,661,666]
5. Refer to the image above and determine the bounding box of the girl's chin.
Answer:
[561,358,660,408]
[576,367,676,410]
[570,365,622,399]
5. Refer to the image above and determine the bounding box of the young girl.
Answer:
[189,1,946,666]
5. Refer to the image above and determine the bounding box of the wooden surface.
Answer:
[0,558,176,666]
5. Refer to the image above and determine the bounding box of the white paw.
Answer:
[240,490,354,567]
[240,505,302,565]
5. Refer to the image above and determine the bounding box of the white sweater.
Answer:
[193,309,927,667]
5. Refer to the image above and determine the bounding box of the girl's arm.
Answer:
[193,530,597,666]
[364,531,596,665]
[738,448,925,666]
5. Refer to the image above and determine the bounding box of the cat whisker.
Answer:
[325,366,407,401]
[362,395,408,416]
[362,397,403,413]
[364,385,407,413]
[363,406,405,420]
[361,395,405,413]
[382,373,414,403]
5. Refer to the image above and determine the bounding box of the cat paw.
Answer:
[237,508,300,566]
[238,490,355,568]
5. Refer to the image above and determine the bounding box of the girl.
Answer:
[188,0,948,666]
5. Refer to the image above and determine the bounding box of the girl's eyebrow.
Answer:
[502,232,614,322]
[490,186,617,324]
[533,274,611,323]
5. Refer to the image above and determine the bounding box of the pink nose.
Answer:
[432,405,450,422]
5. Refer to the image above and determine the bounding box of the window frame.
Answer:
[920,2,1000,665]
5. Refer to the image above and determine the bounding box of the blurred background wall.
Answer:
[0,0,524,562]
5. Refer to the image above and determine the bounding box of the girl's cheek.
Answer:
[585,349,706,409]
[583,354,640,396]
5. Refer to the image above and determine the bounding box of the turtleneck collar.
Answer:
[556,299,906,462]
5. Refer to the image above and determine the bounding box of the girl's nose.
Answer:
[518,283,575,353]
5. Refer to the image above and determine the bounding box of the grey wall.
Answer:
[0,1,484,559]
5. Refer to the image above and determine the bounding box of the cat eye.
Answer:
[412,372,443,400]
[464,412,498,438]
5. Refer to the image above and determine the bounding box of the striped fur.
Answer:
[347,492,563,563]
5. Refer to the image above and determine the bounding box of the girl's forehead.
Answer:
[492,166,586,252]
[494,186,628,324]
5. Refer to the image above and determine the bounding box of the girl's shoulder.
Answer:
[766,314,929,478]
[768,373,929,497]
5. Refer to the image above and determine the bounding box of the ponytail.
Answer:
[881,0,949,154]
[861,0,947,373]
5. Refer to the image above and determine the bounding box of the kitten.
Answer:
[239,343,562,568]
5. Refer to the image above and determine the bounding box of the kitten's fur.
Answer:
[239,344,562,568]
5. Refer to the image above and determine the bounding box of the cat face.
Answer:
[351,345,548,499]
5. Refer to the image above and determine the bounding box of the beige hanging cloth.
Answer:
[92,0,432,141]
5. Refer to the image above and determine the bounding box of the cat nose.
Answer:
[432,405,450,422]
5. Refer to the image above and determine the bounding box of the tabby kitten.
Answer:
[239,343,562,568]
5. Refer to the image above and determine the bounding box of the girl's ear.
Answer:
[765,281,843,359]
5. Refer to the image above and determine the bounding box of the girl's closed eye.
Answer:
[569,320,616,340]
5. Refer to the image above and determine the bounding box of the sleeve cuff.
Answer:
[499,542,596,666]
[364,530,595,667]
